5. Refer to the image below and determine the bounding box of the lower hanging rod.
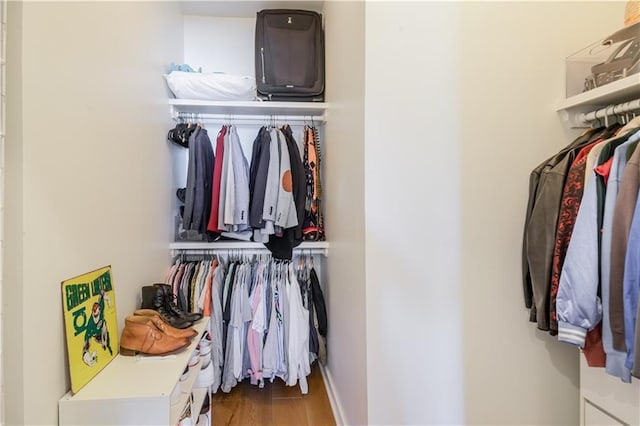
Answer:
[578,98,640,125]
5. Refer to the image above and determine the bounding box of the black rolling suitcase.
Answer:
[255,9,325,102]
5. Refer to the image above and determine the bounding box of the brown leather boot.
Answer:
[133,309,198,339]
[120,315,190,355]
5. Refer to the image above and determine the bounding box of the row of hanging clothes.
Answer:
[168,119,325,260]
[523,112,640,383]
[164,252,327,394]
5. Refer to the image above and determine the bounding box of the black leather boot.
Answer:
[153,283,203,323]
[140,285,193,329]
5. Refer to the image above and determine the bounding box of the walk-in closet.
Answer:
[4,1,640,425]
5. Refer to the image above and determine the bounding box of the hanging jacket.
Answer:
[557,128,636,347]
[207,126,226,233]
[601,136,639,381]
[524,129,601,329]
[274,130,297,230]
[262,128,280,233]
[522,129,599,314]
[192,128,215,235]
[266,126,306,259]
[182,127,201,230]
[623,192,640,371]
[249,128,271,229]
[549,140,600,335]
[230,126,250,229]
[556,168,600,346]
[609,122,640,352]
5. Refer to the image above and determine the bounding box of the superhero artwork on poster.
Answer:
[62,266,118,394]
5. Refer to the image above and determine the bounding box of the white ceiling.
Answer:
[181,1,325,18]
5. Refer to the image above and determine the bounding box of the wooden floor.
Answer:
[211,365,336,426]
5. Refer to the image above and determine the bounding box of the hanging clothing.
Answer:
[182,126,215,235]
[173,123,326,254]
[165,252,325,395]
[265,126,306,260]
[211,262,225,393]
[249,128,271,230]
[302,124,326,241]
[549,139,600,335]
[522,127,601,328]
[207,126,226,233]
[557,128,636,347]
[610,125,640,354]
[285,262,310,393]
[601,135,640,380]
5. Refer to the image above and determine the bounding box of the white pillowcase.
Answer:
[165,71,257,101]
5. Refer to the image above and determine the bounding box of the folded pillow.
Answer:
[165,71,258,101]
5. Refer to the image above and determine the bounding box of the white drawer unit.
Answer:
[59,318,211,426]
[584,400,627,426]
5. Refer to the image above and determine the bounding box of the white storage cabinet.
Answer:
[59,318,210,426]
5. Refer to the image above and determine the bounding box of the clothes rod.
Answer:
[170,247,329,258]
[173,112,326,125]
[577,98,640,125]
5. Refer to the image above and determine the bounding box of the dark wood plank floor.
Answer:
[211,365,336,426]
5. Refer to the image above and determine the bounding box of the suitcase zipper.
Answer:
[260,47,266,84]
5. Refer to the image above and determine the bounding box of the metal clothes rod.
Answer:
[173,112,326,125]
[578,98,640,125]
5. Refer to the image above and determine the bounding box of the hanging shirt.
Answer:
[247,261,266,386]
[221,262,239,393]
[263,262,287,381]
[285,263,310,394]
[211,261,225,394]
[208,126,227,232]
[200,259,217,317]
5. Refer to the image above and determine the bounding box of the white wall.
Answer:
[323,2,367,425]
[4,1,23,424]
[364,3,465,424]
[364,1,624,425]
[4,2,183,424]
[457,3,622,424]
[183,15,255,75]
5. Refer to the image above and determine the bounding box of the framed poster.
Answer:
[62,266,118,394]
